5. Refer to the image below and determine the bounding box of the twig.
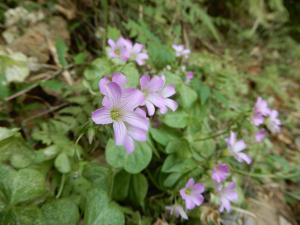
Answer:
[22,103,69,124]
[5,65,74,101]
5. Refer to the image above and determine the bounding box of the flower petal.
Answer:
[123,135,135,153]
[234,140,247,152]
[162,85,176,97]
[140,75,150,89]
[105,82,122,106]
[123,111,149,130]
[120,88,144,111]
[128,126,147,141]
[145,102,155,116]
[112,72,127,87]
[113,121,127,145]
[91,108,112,124]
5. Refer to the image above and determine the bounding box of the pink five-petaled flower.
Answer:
[212,163,230,183]
[226,132,251,164]
[255,129,267,142]
[107,37,131,61]
[140,75,178,116]
[217,182,238,213]
[252,97,271,126]
[172,44,191,59]
[91,82,149,153]
[266,110,281,134]
[128,42,148,65]
[165,204,188,220]
[180,178,205,210]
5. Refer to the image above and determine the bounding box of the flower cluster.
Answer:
[211,163,238,212]
[166,178,205,220]
[92,73,177,153]
[252,97,281,142]
[172,44,191,59]
[107,37,148,65]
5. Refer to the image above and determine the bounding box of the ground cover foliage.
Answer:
[0,0,300,225]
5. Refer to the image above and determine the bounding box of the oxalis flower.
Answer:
[266,110,281,134]
[107,37,131,61]
[128,42,148,65]
[217,182,238,213]
[172,44,191,58]
[226,132,251,164]
[180,178,205,210]
[91,81,149,153]
[165,204,188,220]
[140,75,178,116]
[252,97,270,126]
[212,163,230,183]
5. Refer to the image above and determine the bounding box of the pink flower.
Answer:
[217,182,238,213]
[212,163,230,183]
[107,37,131,61]
[266,110,281,134]
[186,71,194,81]
[226,132,251,164]
[255,129,267,142]
[180,178,205,210]
[140,75,178,116]
[128,43,148,65]
[172,44,191,58]
[252,97,270,126]
[165,204,188,220]
[91,82,149,153]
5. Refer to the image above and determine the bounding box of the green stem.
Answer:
[56,174,66,198]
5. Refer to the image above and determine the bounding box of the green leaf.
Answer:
[162,155,197,173]
[84,58,111,89]
[41,198,80,225]
[84,189,125,225]
[107,26,121,40]
[83,163,111,192]
[149,127,178,146]
[0,167,46,205]
[128,173,148,207]
[112,170,131,201]
[55,38,68,67]
[55,153,71,173]
[105,139,152,174]
[119,63,139,87]
[179,84,198,108]
[163,111,189,128]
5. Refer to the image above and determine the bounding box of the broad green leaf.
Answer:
[84,189,124,225]
[105,139,152,174]
[119,63,139,87]
[112,170,131,201]
[83,163,111,192]
[162,155,197,173]
[179,84,198,108]
[163,111,189,128]
[163,172,182,187]
[84,58,111,81]
[41,198,80,225]
[55,153,71,173]
[107,26,121,40]
[128,173,148,207]
[149,127,178,146]
[0,167,46,205]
